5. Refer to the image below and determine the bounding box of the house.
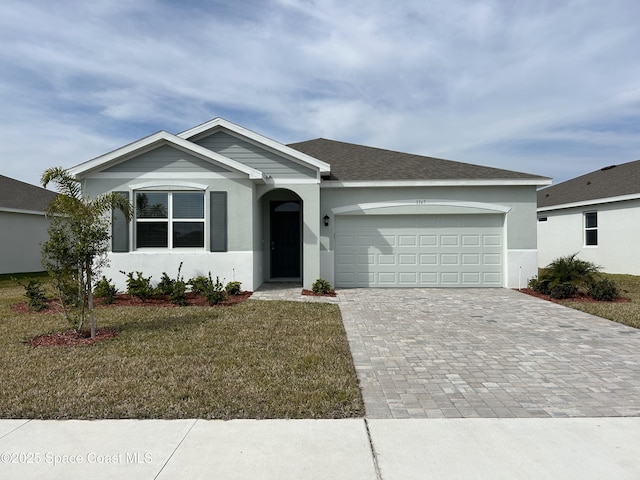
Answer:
[0,175,58,274]
[537,159,640,275]
[68,118,550,290]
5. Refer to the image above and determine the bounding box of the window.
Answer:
[584,211,597,246]
[136,192,204,248]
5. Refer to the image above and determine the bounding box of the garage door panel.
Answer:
[399,254,417,265]
[335,214,503,287]
[420,235,438,246]
[462,253,480,265]
[441,235,459,246]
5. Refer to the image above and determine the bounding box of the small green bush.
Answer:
[528,276,551,295]
[16,278,48,311]
[93,276,117,304]
[225,281,242,296]
[169,280,188,306]
[588,279,620,301]
[121,271,154,302]
[312,278,332,295]
[205,275,227,305]
[549,282,578,300]
[155,272,175,296]
[189,275,211,295]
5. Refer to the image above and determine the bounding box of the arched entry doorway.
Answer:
[261,189,303,281]
[270,200,301,277]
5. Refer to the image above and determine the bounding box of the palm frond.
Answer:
[41,167,81,199]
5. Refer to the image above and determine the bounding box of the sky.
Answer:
[1,0,640,188]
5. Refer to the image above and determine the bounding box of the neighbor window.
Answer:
[584,211,598,246]
[135,192,204,248]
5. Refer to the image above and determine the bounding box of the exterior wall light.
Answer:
[323,215,330,227]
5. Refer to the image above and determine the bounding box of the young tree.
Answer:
[41,167,132,338]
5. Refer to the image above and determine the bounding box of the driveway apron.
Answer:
[337,288,640,419]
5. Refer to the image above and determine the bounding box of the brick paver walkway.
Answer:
[337,289,640,419]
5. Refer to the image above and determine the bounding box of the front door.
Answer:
[270,201,301,278]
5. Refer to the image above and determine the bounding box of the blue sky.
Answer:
[2,0,640,187]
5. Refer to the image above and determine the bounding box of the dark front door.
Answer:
[270,201,301,278]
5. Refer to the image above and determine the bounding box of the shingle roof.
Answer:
[288,138,548,182]
[0,175,58,212]
[538,159,640,208]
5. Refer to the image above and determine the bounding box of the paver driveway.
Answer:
[338,288,640,419]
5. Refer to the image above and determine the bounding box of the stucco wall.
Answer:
[320,185,539,288]
[81,176,258,290]
[538,199,640,274]
[0,211,50,274]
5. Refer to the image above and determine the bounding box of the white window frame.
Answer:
[135,191,206,249]
[584,211,598,247]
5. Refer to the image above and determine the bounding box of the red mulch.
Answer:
[516,288,629,304]
[301,289,337,297]
[28,328,117,347]
[15,292,253,348]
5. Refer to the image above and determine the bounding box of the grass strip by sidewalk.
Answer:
[0,281,364,419]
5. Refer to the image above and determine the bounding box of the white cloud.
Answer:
[1,0,639,186]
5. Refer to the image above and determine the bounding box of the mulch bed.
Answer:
[517,288,629,304]
[15,291,253,348]
[301,289,337,297]
[28,328,117,347]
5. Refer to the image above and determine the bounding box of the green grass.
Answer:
[559,273,640,329]
[0,279,364,419]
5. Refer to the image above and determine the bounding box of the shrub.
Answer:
[121,271,154,302]
[155,272,176,296]
[205,275,227,305]
[528,276,551,295]
[549,282,578,300]
[541,253,601,291]
[225,281,242,296]
[93,276,117,304]
[588,279,620,301]
[16,278,48,311]
[189,275,211,295]
[169,279,187,306]
[312,278,332,295]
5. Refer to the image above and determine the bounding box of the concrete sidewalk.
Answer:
[1,418,639,479]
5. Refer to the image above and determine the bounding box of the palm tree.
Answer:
[41,167,132,338]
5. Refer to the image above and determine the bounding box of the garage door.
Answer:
[335,214,503,287]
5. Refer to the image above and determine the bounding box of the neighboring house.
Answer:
[537,159,640,274]
[0,175,58,274]
[68,118,550,290]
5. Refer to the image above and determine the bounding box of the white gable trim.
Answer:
[129,181,209,191]
[332,200,511,215]
[178,117,331,175]
[68,131,265,181]
[537,192,640,212]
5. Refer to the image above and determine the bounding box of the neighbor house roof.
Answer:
[0,175,58,213]
[538,159,640,209]
[289,138,550,185]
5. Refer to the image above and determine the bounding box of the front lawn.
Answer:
[558,273,640,329]
[0,279,364,419]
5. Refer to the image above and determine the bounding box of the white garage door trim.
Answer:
[334,214,504,288]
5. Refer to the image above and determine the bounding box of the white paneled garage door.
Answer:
[335,214,504,287]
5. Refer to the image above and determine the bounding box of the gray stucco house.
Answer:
[69,118,550,290]
[0,175,57,274]
[538,159,640,275]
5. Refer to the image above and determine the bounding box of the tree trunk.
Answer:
[87,264,95,339]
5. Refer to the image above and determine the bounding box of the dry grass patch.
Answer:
[0,278,363,419]
[559,274,640,329]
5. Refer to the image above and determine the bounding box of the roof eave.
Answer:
[538,192,640,212]
[178,117,331,175]
[321,178,552,188]
[68,131,264,180]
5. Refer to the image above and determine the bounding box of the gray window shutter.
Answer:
[210,191,227,252]
[112,191,130,252]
